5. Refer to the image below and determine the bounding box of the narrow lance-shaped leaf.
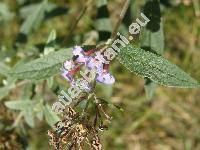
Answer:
[20,0,47,35]
[44,29,57,55]
[144,78,157,99]
[5,99,36,128]
[43,104,60,127]
[19,2,56,19]
[118,44,199,88]
[5,100,34,110]
[9,48,72,80]
[44,30,57,88]
[23,108,35,128]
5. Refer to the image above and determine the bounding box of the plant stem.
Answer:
[111,0,130,39]
[97,0,130,52]
[193,0,200,17]
[62,0,92,45]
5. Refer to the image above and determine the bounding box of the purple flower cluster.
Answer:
[61,46,115,88]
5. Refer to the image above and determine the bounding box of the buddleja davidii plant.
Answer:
[4,1,200,150]
[3,41,200,149]
[5,30,116,149]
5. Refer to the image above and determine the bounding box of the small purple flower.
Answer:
[73,46,84,56]
[61,46,115,85]
[96,72,115,85]
[63,60,75,71]
[61,70,73,82]
[86,56,103,71]
[73,46,88,65]
[76,55,89,65]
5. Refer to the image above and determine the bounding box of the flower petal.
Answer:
[73,46,84,56]
[96,72,115,85]
[63,60,75,71]
[61,70,73,82]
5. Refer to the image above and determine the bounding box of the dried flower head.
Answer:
[48,100,111,150]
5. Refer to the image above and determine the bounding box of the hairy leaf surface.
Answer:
[10,48,72,80]
[118,45,199,88]
[140,21,164,98]
[5,100,34,110]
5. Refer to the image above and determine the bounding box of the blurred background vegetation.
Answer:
[0,0,200,149]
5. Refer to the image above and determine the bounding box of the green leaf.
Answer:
[9,48,72,80]
[20,0,47,35]
[118,44,199,88]
[97,0,107,7]
[144,78,157,99]
[20,83,33,99]
[47,77,54,88]
[17,0,27,5]
[0,59,28,100]
[20,3,41,19]
[140,21,164,55]
[19,2,56,19]
[36,111,43,121]
[5,98,36,127]
[44,29,56,55]
[43,104,60,126]
[0,62,11,76]
[23,108,35,127]
[0,78,16,101]
[46,29,56,45]
[5,100,34,110]
[95,18,112,32]
[0,2,14,22]
[140,21,164,99]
